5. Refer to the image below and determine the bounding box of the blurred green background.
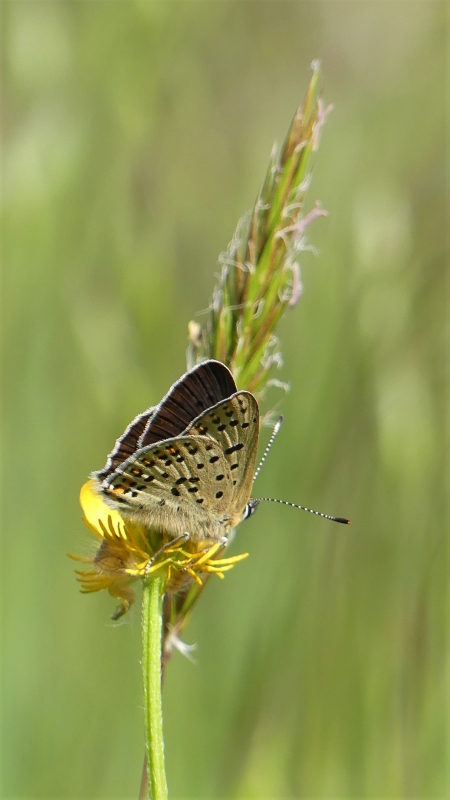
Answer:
[3,3,446,799]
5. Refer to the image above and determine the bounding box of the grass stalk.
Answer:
[142,575,168,800]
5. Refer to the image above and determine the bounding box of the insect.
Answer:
[92,360,349,544]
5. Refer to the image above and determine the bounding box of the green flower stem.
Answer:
[142,575,168,800]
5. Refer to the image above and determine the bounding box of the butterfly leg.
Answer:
[144,533,190,574]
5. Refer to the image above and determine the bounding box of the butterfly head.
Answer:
[243,498,260,521]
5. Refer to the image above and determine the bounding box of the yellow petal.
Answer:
[193,542,223,566]
[79,480,124,538]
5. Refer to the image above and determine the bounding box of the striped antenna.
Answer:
[252,497,351,525]
[253,416,284,481]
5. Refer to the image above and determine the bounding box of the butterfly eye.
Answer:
[243,500,259,520]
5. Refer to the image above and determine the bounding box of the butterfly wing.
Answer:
[95,407,156,482]
[185,391,260,517]
[93,359,236,481]
[138,360,237,447]
[97,435,235,540]
[93,360,237,481]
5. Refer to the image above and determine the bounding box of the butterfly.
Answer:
[92,360,349,545]
[92,361,261,543]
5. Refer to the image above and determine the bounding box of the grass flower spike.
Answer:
[189,61,332,403]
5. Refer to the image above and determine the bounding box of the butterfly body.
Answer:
[92,362,260,543]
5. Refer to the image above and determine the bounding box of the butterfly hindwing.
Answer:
[99,435,235,540]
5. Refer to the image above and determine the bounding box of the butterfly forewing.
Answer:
[138,360,237,448]
[95,407,156,481]
[185,391,260,518]
[94,360,236,482]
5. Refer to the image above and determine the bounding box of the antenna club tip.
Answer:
[336,517,351,525]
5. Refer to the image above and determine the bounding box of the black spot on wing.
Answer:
[225,443,244,455]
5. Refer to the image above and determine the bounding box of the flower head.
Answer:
[70,481,248,619]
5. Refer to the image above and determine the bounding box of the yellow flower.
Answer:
[69,481,248,619]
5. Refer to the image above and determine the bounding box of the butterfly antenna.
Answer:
[253,497,351,524]
[253,416,284,482]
